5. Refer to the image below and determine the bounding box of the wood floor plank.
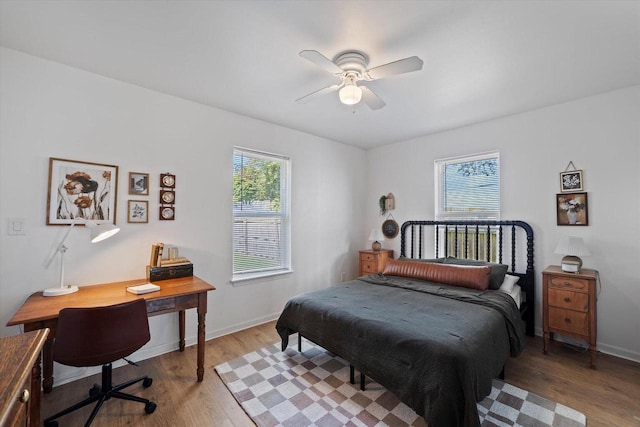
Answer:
[41,321,639,426]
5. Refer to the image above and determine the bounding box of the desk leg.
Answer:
[42,336,54,393]
[196,292,207,382]
[179,310,186,352]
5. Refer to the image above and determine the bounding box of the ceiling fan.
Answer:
[296,50,423,110]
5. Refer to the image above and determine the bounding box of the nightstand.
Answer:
[359,249,393,276]
[542,265,598,368]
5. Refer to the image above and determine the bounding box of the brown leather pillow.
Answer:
[382,258,492,290]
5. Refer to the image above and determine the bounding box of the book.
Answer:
[160,257,191,266]
[126,283,161,295]
[156,243,164,267]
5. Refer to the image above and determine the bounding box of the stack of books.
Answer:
[147,243,193,281]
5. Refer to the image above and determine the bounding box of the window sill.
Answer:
[231,269,293,286]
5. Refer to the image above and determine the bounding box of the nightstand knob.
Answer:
[20,389,29,403]
[564,317,571,323]
[564,297,571,303]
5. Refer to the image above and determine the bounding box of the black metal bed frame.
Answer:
[400,219,535,336]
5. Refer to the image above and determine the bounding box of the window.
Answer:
[435,151,500,220]
[435,151,500,261]
[233,148,291,281]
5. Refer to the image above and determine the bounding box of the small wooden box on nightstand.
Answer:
[359,249,393,276]
[542,265,598,368]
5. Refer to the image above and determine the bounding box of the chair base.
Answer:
[43,362,156,427]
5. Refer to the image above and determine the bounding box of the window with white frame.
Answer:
[435,151,500,220]
[232,147,291,280]
[435,152,500,261]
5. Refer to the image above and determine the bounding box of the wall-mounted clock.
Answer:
[382,218,399,239]
[160,206,175,221]
[161,173,175,188]
[160,190,175,204]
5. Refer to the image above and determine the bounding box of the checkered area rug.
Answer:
[215,340,586,427]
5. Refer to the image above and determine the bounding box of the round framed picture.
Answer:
[160,190,175,204]
[160,206,175,221]
[382,218,399,238]
[161,173,175,188]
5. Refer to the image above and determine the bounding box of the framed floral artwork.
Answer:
[128,200,148,223]
[129,172,149,195]
[556,192,588,226]
[47,158,118,225]
[559,170,583,193]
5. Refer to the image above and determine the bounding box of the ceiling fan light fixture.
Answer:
[339,81,362,105]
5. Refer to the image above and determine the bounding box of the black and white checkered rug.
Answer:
[215,340,586,427]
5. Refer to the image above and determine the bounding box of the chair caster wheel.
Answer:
[145,401,157,414]
[44,421,58,427]
[89,384,100,397]
[143,377,153,388]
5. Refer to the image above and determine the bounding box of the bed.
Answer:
[276,220,534,427]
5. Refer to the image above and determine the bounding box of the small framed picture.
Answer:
[556,192,588,226]
[129,172,149,195]
[559,170,583,193]
[128,200,148,223]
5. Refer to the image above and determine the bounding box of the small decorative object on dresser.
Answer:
[542,265,598,368]
[359,249,393,276]
[368,228,385,251]
[555,236,590,273]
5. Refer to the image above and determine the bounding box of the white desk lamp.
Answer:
[555,236,590,273]
[368,228,385,251]
[44,218,120,296]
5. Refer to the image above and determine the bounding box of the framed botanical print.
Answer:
[560,170,583,193]
[129,172,149,195]
[47,158,118,225]
[556,192,588,226]
[128,200,148,223]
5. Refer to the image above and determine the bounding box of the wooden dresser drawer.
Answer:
[360,261,377,274]
[549,276,589,292]
[548,288,588,312]
[548,307,589,336]
[360,253,375,262]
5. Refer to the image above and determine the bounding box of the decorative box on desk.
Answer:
[146,263,193,281]
[542,265,598,368]
[359,249,393,276]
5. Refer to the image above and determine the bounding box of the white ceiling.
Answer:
[1,1,638,149]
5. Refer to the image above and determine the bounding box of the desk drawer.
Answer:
[548,289,588,312]
[147,297,176,313]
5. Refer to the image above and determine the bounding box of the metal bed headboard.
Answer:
[400,220,535,336]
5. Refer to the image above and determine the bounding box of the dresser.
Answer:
[358,249,393,276]
[542,265,598,368]
[0,329,49,427]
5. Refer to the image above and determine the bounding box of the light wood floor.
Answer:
[41,321,640,426]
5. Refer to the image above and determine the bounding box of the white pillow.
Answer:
[499,274,520,293]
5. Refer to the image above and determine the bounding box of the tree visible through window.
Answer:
[233,148,290,278]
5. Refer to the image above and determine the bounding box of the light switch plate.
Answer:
[8,217,25,235]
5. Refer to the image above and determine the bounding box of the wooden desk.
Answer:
[6,275,215,425]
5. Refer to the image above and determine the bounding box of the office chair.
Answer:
[43,299,157,427]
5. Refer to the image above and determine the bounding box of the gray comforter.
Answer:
[275,274,526,427]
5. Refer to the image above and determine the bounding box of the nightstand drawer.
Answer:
[548,289,588,312]
[548,307,589,335]
[549,276,589,292]
[360,253,376,262]
[360,261,377,274]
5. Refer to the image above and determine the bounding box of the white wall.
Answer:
[0,48,366,383]
[366,85,640,361]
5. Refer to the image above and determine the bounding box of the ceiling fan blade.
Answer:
[360,85,386,110]
[366,56,423,80]
[296,84,342,104]
[299,50,344,75]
